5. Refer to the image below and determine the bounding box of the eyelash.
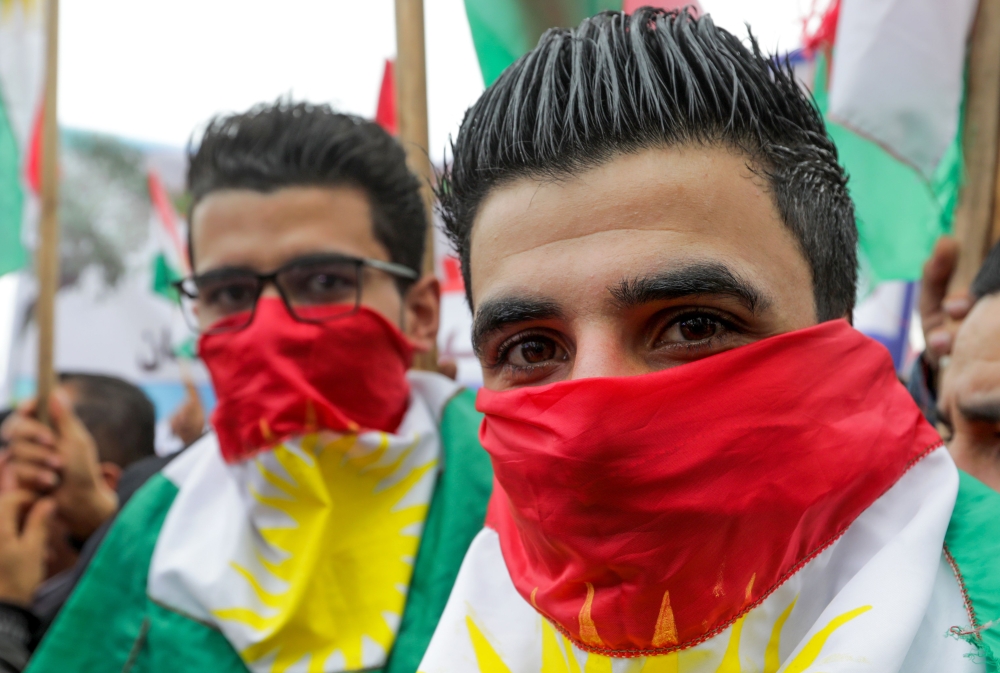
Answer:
[653,309,742,349]
[484,308,746,376]
[486,330,562,372]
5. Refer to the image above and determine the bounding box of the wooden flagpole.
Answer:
[35,0,61,424]
[394,0,438,371]
[950,0,1000,294]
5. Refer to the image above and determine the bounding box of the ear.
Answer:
[99,461,123,494]
[402,274,441,353]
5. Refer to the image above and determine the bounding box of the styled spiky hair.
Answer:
[438,8,857,320]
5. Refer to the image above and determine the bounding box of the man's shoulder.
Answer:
[945,471,1000,669]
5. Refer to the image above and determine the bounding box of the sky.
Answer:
[58,0,823,161]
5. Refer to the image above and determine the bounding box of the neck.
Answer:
[949,440,1000,493]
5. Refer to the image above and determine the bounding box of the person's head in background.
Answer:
[938,240,1000,491]
[57,373,156,487]
[33,373,156,577]
[184,100,438,350]
[439,9,856,389]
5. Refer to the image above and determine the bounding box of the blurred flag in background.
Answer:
[464,0,702,87]
[0,0,44,277]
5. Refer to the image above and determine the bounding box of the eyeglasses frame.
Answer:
[172,252,419,335]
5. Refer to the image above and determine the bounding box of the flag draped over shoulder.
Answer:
[0,0,44,277]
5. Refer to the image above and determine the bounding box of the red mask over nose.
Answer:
[477,320,942,655]
[199,298,414,463]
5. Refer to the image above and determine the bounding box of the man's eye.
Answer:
[206,284,255,307]
[308,273,352,292]
[662,314,724,343]
[677,315,720,341]
[508,338,561,367]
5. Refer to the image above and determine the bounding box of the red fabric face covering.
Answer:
[478,320,942,656]
[199,298,414,463]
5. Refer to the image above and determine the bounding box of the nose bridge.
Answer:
[569,320,643,380]
[260,282,282,299]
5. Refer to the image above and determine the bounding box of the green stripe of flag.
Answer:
[814,53,961,287]
[0,85,26,277]
[464,0,621,86]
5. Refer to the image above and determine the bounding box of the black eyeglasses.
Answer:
[173,253,418,335]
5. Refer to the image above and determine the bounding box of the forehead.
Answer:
[468,145,809,311]
[191,185,387,272]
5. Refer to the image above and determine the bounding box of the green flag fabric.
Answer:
[813,54,961,288]
[0,87,26,277]
[28,387,494,673]
[464,0,620,86]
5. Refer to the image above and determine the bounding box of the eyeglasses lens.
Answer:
[190,274,260,333]
[277,259,361,321]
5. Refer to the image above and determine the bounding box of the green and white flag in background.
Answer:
[0,0,44,277]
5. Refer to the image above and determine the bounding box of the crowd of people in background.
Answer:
[0,376,204,671]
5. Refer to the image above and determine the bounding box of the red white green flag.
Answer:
[464,0,700,87]
[0,0,44,277]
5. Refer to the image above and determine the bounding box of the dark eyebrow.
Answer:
[471,297,563,356]
[609,262,771,314]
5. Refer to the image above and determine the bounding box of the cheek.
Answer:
[359,277,403,327]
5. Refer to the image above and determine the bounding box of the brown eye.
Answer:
[677,316,720,341]
[509,338,561,367]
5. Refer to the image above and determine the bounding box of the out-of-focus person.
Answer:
[154,377,207,457]
[938,241,1000,489]
[908,236,974,423]
[935,240,1000,660]
[168,380,205,449]
[0,374,158,654]
[0,488,54,673]
[26,102,492,673]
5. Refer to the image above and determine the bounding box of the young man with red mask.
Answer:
[26,103,493,673]
[418,9,992,672]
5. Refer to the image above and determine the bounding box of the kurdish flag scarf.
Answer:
[418,321,979,672]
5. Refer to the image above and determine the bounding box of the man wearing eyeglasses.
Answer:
[26,102,493,673]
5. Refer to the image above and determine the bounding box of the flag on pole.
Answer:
[0,0,45,277]
[375,59,397,136]
[811,51,958,287]
[464,0,619,86]
[800,0,966,286]
[828,0,978,180]
[464,1,703,86]
[147,170,189,303]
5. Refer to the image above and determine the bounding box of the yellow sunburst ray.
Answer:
[782,605,871,673]
[463,592,870,673]
[214,432,438,672]
[763,598,797,673]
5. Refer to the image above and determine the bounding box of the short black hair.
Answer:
[971,239,1000,300]
[58,373,156,469]
[187,101,426,286]
[438,8,857,320]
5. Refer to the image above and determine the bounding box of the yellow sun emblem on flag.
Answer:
[461,597,870,673]
[213,432,436,672]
